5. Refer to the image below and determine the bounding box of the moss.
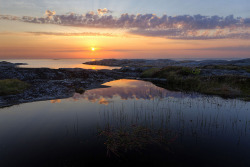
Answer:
[141,68,161,78]
[0,79,30,96]
[141,66,201,79]
[141,67,250,100]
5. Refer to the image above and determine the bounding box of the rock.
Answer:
[1,58,249,107]
[0,61,141,107]
[75,88,85,94]
[0,61,27,68]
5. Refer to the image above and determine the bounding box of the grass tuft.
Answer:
[0,79,30,96]
[99,125,176,158]
[140,68,161,78]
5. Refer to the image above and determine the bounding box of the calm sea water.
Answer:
[1,58,243,70]
[0,79,249,167]
[0,59,120,70]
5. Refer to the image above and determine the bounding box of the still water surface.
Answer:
[0,59,120,70]
[0,79,249,166]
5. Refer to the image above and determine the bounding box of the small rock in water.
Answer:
[75,87,85,94]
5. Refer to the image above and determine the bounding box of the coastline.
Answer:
[0,61,140,108]
[1,58,250,108]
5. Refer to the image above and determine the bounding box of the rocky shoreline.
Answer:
[1,58,250,107]
[0,61,140,108]
[84,58,250,77]
[84,59,250,100]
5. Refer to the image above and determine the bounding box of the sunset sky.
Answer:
[0,0,250,59]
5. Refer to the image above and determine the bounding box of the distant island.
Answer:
[0,59,250,107]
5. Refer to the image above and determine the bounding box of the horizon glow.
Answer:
[0,0,250,59]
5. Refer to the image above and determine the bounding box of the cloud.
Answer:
[0,15,20,20]
[45,10,56,19]
[26,31,116,37]
[1,10,250,40]
[0,31,117,38]
[129,28,250,40]
[3,11,248,30]
[97,8,112,15]
[129,29,183,37]
[186,46,250,51]
[51,49,143,53]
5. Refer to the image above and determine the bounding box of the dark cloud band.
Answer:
[1,9,250,40]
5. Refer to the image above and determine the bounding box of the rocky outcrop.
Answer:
[84,59,177,67]
[85,59,250,78]
[85,58,250,68]
[0,62,140,107]
[174,58,250,67]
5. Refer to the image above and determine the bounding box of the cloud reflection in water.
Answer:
[72,79,196,105]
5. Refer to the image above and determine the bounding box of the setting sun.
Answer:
[91,47,95,51]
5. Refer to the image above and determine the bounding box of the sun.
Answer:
[91,47,95,51]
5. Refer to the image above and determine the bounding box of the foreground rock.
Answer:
[0,62,140,108]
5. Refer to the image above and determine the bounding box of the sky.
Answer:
[0,0,250,59]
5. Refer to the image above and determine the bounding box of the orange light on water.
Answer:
[50,99,61,103]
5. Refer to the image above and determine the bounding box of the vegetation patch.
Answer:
[140,68,161,78]
[141,67,250,100]
[99,125,176,158]
[0,79,30,96]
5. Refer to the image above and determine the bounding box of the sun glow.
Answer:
[91,47,95,51]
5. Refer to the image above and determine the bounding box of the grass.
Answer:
[99,125,176,158]
[98,102,178,158]
[140,68,161,78]
[141,66,201,78]
[141,66,250,100]
[0,79,30,96]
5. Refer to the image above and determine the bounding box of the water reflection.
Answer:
[0,59,120,70]
[50,99,61,103]
[73,79,197,104]
[0,79,249,166]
